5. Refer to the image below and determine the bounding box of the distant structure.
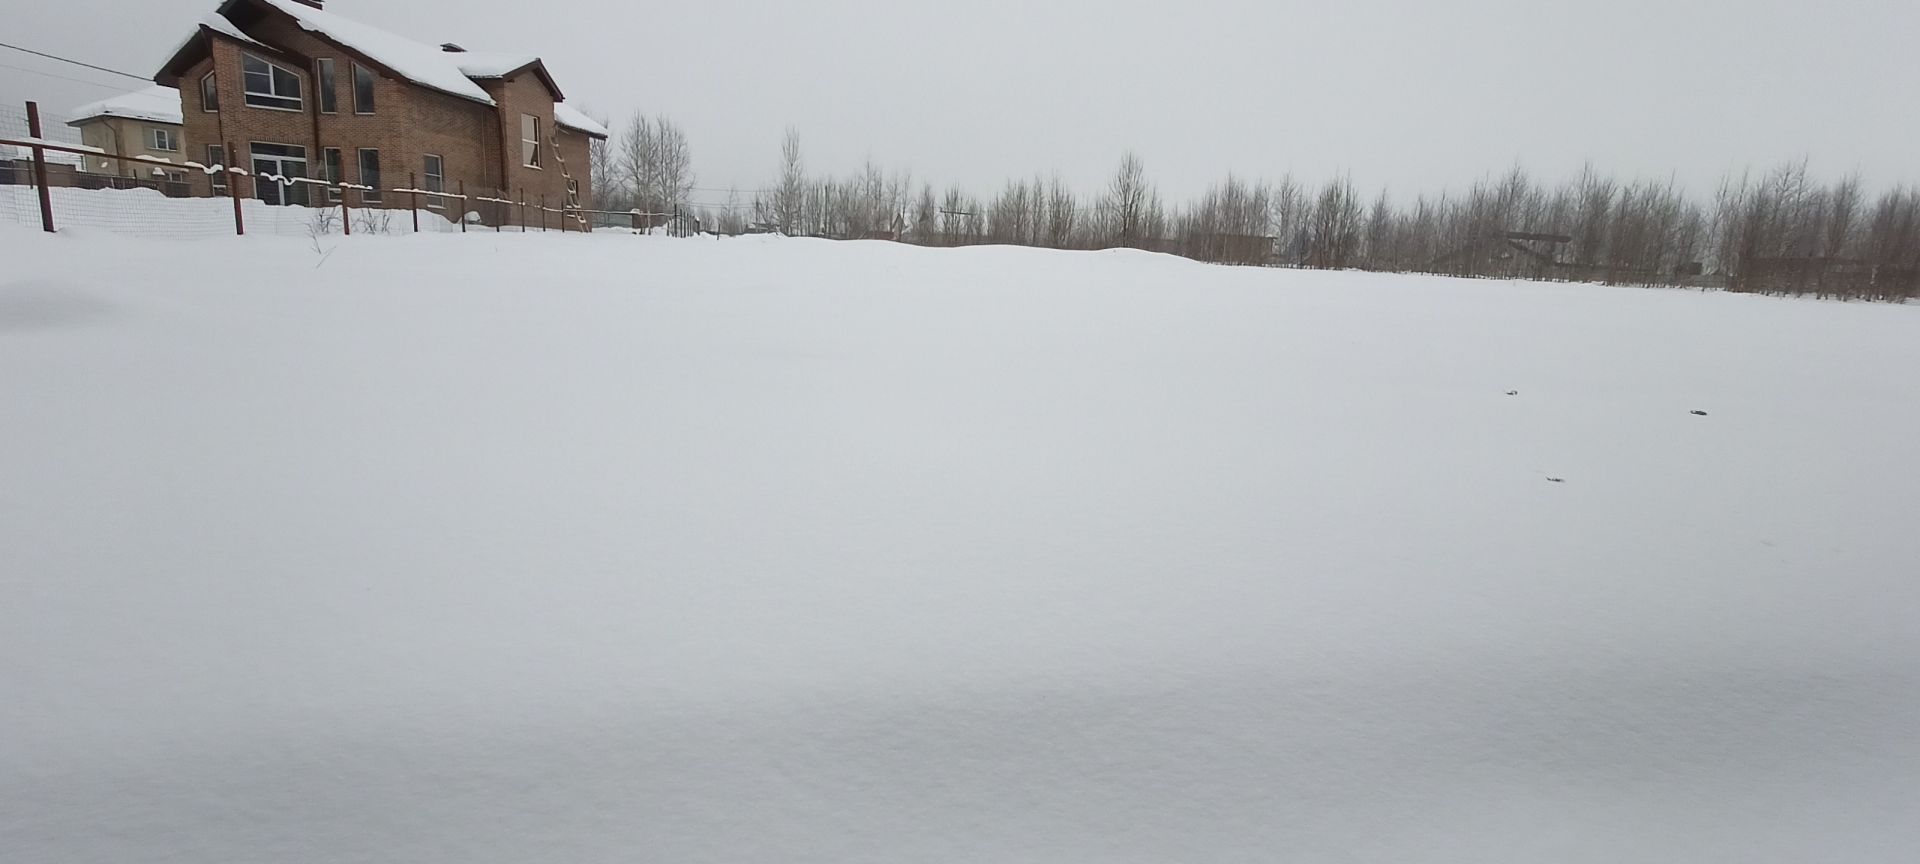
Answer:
[66,86,189,190]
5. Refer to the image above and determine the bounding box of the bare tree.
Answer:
[773,128,807,234]
[1307,174,1363,269]
[585,109,619,213]
[1099,151,1152,249]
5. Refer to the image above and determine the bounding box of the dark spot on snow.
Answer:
[1505,390,1519,396]
[0,281,114,332]
[1691,410,1709,416]
[1545,477,1566,483]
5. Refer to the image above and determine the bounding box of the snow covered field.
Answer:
[3,225,1918,863]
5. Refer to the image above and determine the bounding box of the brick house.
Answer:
[66,86,190,189]
[153,0,607,219]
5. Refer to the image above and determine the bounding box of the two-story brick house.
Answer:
[154,0,607,218]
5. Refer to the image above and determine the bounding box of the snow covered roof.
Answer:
[67,86,184,127]
[256,0,496,105]
[2,143,87,167]
[200,11,265,46]
[553,103,609,138]
[453,52,541,79]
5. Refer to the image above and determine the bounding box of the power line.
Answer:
[0,61,135,93]
[0,41,150,82]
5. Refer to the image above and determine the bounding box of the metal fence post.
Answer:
[540,195,547,232]
[25,102,55,233]
[229,140,245,236]
[410,171,420,233]
[519,189,527,233]
[458,180,467,233]
[341,185,352,236]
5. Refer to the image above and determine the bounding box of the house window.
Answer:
[250,142,308,206]
[423,154,444,209]
[207,144,229,196]
[200,72,218,112]
[353,63,376,114]
[242,54,302,110]
[323,148,343,203]
[149,128,179,152]
[358,148,383,202]
[520,114,541,168]
[315,59,337,113]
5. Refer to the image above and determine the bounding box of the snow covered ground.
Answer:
[3,225,1918,863]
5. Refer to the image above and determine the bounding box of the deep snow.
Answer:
[2,226,1918,863]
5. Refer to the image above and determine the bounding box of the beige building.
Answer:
[66,86,190,188]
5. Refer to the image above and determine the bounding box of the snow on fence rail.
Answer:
[2,99,696,241]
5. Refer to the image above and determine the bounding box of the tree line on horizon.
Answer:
[588,117,1920,302]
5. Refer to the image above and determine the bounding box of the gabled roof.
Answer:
[199,10,266,47]
[250,0,499,105]
[68,86,184,127]
[553,103,610,139]
[156,1,580,112]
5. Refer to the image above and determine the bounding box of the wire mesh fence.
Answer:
[2,99,698,242]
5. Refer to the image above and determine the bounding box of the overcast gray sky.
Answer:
[6,0,1917,205]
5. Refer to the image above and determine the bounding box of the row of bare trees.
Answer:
[691,128,1920,301]
[585,112,695,222]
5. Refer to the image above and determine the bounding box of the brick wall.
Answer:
[166,8,598,224]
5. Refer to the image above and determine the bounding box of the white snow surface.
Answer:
[3,228,1919,863]
[259,0,496,105]
[553,102,610,138]
[65,85,184,127]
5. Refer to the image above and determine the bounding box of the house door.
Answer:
[251,142,309,206]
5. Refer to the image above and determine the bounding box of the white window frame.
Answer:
[423,153,445,209]
[149,128,179,152]
[242,53,303,111]
[520,114,542,168]
[250,141,309,207]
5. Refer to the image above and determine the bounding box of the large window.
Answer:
[353,63,376,114]
[358,149,382,202]
[200,72,218,112]
[323,148,343,203]
[242,54,302,110]
[207,144,228,196]
[250,142,308,206]
[520,114,541,168]
[149,128,178,152]
[315,59,337,114]
[423,154,444,209]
